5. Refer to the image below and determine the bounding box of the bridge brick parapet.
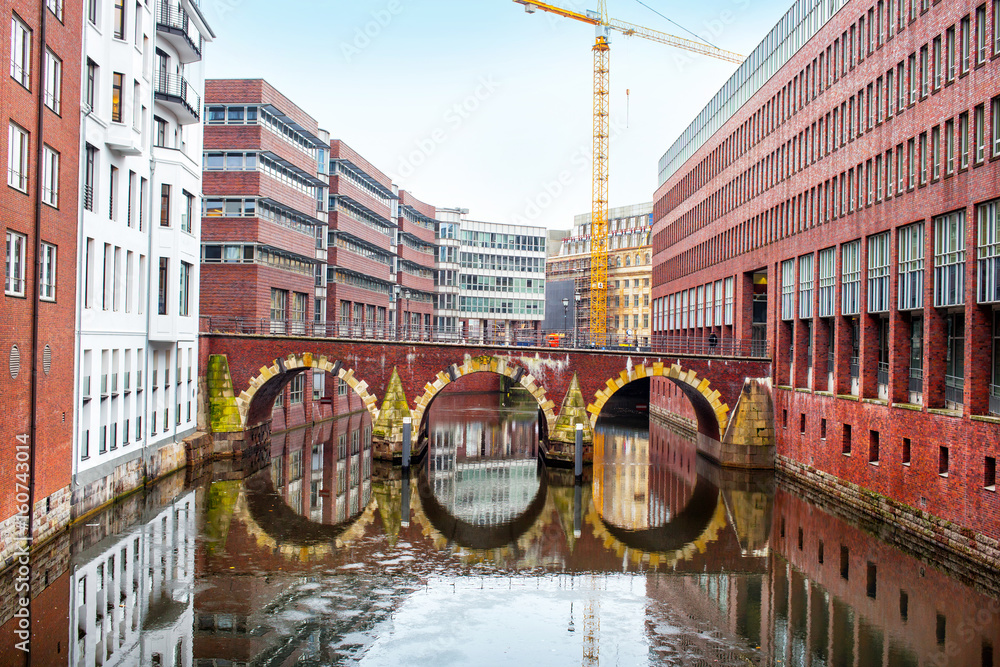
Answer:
[199,333,773,466]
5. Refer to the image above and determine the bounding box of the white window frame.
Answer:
[898,223,925,310]
[5,230,26,296]
[977,199,1000,303]
[10,15,30,89]
[7,122,28,191]
[842,240,862,316]
[818,247,836,318]
[724,276,734,325]
[781,259,796,321]
[934,210,966,308]
[799,253,814,319]
[289,374,304,405]
[868,232,891,313]
[713,279,723,325]
[43,48,60,113]
[41,144,58,207]
[39,241,55,301]
[312,370,325,400]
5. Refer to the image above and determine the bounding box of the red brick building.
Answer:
[396,189,437,337]
[327,139,396,337]
[651,0,1000,549]
[201,79,330,429]
[1,0,81,566]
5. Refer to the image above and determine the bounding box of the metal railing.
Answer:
[945,374,964,407]
[199,316,770,358]
[849,357,860,380]
[153,72,201,121]
[990,384,1000,416]
[877,362,889,387]
[154,0,202,57]
[908,367,923,395]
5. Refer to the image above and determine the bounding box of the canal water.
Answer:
[2,389,999,666]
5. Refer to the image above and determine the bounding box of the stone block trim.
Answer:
[411,355,557,436]
[586,362,730,439]
[233,352,380,428]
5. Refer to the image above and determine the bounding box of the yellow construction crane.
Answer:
[513,1,742,344]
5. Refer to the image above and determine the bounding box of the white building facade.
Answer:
[434,209,547,342]
[75,0,213,517]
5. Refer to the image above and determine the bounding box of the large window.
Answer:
[178,261,190,316]
[781,259,795,321]
[868,232,890,313]
[113,0,125,39]
[289,375,304,405]
[41,145,58,207]
[159,184,170,227]
[934,211,966,308]
[992,311,1000,416]
[182,191,193,233]
[111,72,123,123]
[291,291,306,333]
[842,240,861,316]
[898,223,924,310]
[5,230,26,296]
[83,145,96,211]
[818,247,836,317]
[39,242,55,300]
[945,314,965,408]
[979,199,1000,303]
[724,276,734,326]
[799,253,814,319]
[43,48,60,113]
[270,288,287,321]
[157,257,168,315]
[10,15,30,89]
[313,370,325,400]
[8,122,28,191]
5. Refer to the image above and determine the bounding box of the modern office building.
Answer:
[395,189,437,337]
[437,211,547,342]
[327,139,395,336]
[1,0,82,563]
[651,0,1000,549]
[547,202,653,344]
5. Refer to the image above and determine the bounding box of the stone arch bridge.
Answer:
[200,333,772,467]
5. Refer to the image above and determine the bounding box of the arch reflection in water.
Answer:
[592,417,731,561]
[246,412,375,550]
[421,391,547,549]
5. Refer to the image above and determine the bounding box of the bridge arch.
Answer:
[237,352,380,428]
[586,362,730,442]
[410,355,557,436]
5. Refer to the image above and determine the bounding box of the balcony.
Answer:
[877,362,889,401]
[105,120,142,156]
[908,367,923,404]
[83,376,91,401]
[991,384,1000,416]
[155,0,203,63]
[153,72,200,124]
[945,374,964,409]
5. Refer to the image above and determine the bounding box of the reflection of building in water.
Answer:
[427,395,540,526]
[69,491,196,667]
[592,422,653,529]
[269,413,372,526]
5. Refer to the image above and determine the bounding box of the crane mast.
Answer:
[513,0,743,346]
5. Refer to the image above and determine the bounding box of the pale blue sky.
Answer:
[203,0,793,230]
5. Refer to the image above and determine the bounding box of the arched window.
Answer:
[645,253,650,265]
[625,256,631,267]
[616,256,622,267]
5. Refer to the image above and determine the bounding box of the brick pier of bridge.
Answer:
[197,333,774,468]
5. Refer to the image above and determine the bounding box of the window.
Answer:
[843,424,852,455]
[960,112,970,169]
[178,261,190,316]
[313,370,325,400]
[111,72,123,122]
[41,145,58,207]
[868,232,891,313]
[83,145,96,211]
[940,446,950,475]
[46,0,63,20]
[818,247,836,317]
[724,276,734,325]
[5,230,26,296]
[157,257,168,315]
[10,15,30,89]
[43,48,60,113]
[993,97,1000,157]
[108,165,117,220]
[945,120,954,175]
[289,374,304,404]
[986,456,997,489]
[934,211,966,308]
[979,200,1000,303]
[962,16,972,73]
[39,242,55,300]
[113,0,125,39]
[977,4,987,64]
[182,191,193,233]
[898,223,925,310]
[85,59,96,111]
[7,122,28,191]
[781,259,795,321]
[799,253,814,319]
[154,116,166,147]
[976,104,986,163]
[159,184,170,226]
[945,314,965,408]
[270,288,287,321]
[842,240,862,316]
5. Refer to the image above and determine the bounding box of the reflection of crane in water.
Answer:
[583,575,600,666]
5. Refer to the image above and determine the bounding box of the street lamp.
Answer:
[404,289,411,340]
[562,297,569,341]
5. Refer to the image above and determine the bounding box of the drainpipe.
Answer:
[143,149,156,484]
